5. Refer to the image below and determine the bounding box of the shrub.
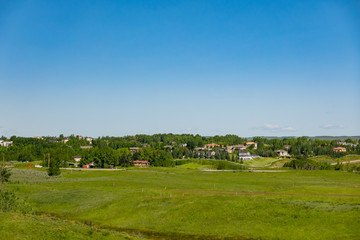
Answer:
[48,160,61,176]
[213,161,246,170]
[284,159,332,170]
[0,189,32,213]
[0,165,12,184]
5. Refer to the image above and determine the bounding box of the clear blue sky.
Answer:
[0,0,359,137]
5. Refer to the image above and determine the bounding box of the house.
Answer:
[85,137,93,142]
[205,151,217,158]
[232,144,247,150]
[333,147,346,152]
[129,147,141,152]
[204,143,220,149]
[275,150,290,157]
[337,142,357,147]
[238,150,253,161]
[194,147,205,151]
[133,160,150,167]
[62,138,70,143]
[0,140,13,147]
[73,155,82,162]
[225,146,234,153]
[80,146,92,149]
[284,145,291,150]
[346,143,357,147]
[246,142,258,149]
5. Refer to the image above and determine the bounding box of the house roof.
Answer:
[333,147,346,150]
[204,143,219,146]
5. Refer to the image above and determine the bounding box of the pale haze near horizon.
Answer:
[0,0,359,138]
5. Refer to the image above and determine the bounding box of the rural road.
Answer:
[202,169,289,172]
[330,160,360,165]
[60,168,126,171]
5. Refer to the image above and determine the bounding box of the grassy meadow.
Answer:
[2,165,359,240]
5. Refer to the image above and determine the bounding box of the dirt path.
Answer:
[330,160,360,165]
[202,169,289,172]
[60,168,126,171]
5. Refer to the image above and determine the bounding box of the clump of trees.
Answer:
[283,158,332,170]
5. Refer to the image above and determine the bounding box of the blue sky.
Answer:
[0,0,359,137]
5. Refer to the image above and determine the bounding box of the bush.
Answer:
[0,189,32,213]
[0,165,12,184]
[284,159,332,170]
[48,160,61,176]
[213,161,246,170]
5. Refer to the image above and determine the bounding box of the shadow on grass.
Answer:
[34,211,253,240]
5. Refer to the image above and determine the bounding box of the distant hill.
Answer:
[247,136,360,141]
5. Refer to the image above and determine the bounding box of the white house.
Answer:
[275,150,289,157]
[73,155,82,162]
[0,140,13,147]
[238,150,253,161]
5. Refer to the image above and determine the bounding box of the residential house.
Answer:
[232,144,247,150]
[346,143,357,147]
[80,146,92,149]
[246,142,258,149]
[133,160,150,167]
[333,147,346,152]
[204,143,220,149]
[62,138,70,143]
[238,150,253,161]
[284,145,291,150]
[275,150,290,157]
[0,140,13,147]
[129,147,141,152]
[194,147,205,151]
[73,155,82,162]
[337,142,357,147]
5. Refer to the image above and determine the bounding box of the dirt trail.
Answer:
[330,160,360,165]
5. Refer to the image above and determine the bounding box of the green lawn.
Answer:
[241,157,281,167]
[176,163,212,169]
[4,167,360,240]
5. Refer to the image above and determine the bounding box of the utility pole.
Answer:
[48,153,50,168]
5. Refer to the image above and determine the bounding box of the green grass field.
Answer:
[0,212,140,240]
[241,157,281,168]
[3,166,360,240]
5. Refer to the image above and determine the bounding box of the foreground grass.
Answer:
[0,212,141,240]
[6,167,360,240]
